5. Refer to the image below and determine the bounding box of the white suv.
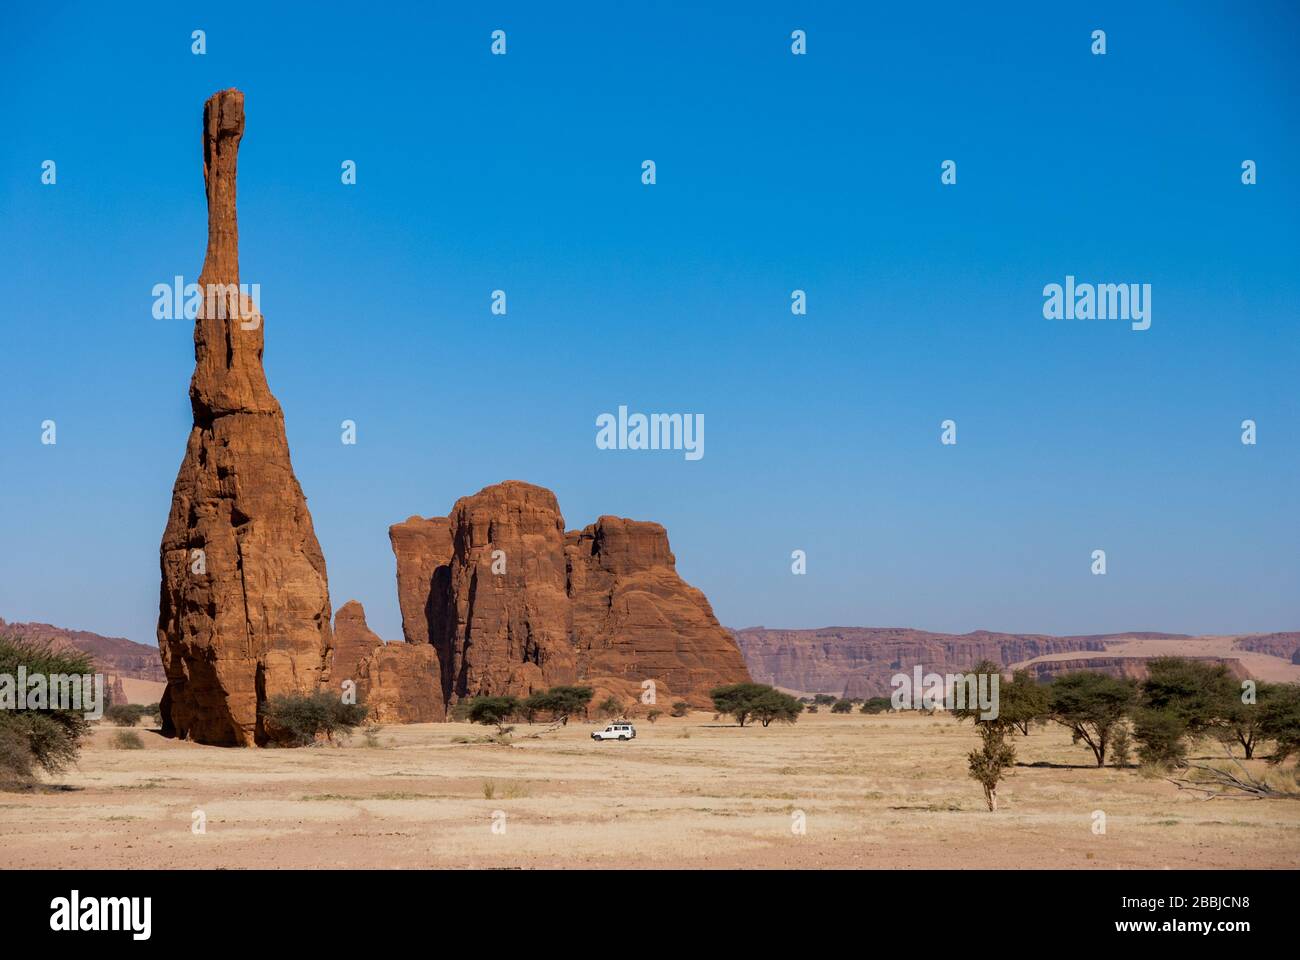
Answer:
[591,722,636,741]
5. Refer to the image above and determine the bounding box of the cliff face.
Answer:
[156,89,333,746]
[1021,656,1250,683]
[1234,633,1300,662]
[567,517,751,705]
[734,627,1110,698]
[389,481,750,710]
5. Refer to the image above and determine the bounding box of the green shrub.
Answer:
[0,635,95,785]
[830,699,854,714]
[260,691,368,746]
[110,730,144,750]
[596,695,624,718]
[105,704,147,726]
[521,685,594,725]
[1260,683,1300,764]
[670,700,690,718]
[860,697,892,714]
[466,696,520,735]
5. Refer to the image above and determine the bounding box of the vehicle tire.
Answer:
[619,735,628,741]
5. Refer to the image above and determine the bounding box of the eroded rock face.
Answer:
[568,517,750,707]
[389,481,750,711]
[331,601,384,686]
[333,601,444,724]
[156,89,333,746]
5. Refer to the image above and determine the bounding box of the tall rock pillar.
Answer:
[157,89,333,746]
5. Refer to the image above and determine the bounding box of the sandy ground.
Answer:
[4,712,1299,869]
[119,679,166,705]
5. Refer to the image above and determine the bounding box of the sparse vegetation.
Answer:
[830,699,853,714]
[1048,671,1137,767]
[670,700,690,718]
[999,670,1051,735]
[750,689,804,727]
[710,682,800,728]
[596,695,624,719]
[0,635,95,787]
[110,730,144,750]
[859,697,892,714]
[105,703,154,727]
[953,660,1018,810]
[1260,683,1300,765]
[522,686,594,725]
[465,696,520,736]
[259,691,369,746]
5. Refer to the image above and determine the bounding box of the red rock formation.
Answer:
[107,675,128,707]
[331,601,384,685]
[156,89,333,746]
[389,481,750,712]
[568,517,750,707]
[332,601,444,724]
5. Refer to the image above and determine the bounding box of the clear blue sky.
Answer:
[1,1,1297,646]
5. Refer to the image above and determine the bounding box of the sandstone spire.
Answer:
[157,89,333,746]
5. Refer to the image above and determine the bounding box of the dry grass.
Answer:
[2,713,1297,869]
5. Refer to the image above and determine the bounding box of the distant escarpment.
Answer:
[1234,632,1300,662]
[734,627,1112,698]
[0,617,165,683]
[1019,655,1250,684]
[389,480,751,711]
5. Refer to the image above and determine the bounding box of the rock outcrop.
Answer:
[156,89,333,746]
[332,601,444,725]
[331,601,384,685]
[568,516,751,706]
[389,481,750,710]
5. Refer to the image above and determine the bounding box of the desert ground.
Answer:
[4,711,1299,869]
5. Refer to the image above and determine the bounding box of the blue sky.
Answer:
[1,1,1297,646]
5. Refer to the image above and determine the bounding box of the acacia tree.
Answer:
[1132,658,1238,766]
[952,660,1018,810]
[522,686,593,726]
[1048,672,1137,767]
[999,669,1050,735]
[466,696,520,736]
[750,689,804,727]
[710,683,780,728]
[1260,683,1300,764]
